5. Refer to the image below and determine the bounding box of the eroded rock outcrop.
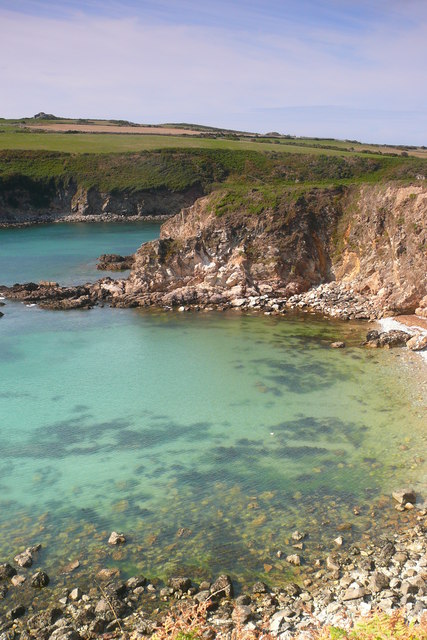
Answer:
[105,182,427,316]
[113,188,342,308]
[96,254,134,271]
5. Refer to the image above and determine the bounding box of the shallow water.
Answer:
[0,223,425,589]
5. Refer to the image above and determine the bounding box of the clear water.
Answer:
[0,222,161,285]
[0,223,425,591]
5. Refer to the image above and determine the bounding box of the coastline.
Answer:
[0,303,426,638]
[377,315,427,364]
[1,499,425,639]
[1,214,426,637]
[0,214,172,229]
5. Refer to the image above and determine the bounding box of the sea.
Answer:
[0,222,425,590]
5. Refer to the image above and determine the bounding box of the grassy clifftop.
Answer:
[0,148,425,196]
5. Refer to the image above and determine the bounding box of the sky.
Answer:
[0,0,426,144]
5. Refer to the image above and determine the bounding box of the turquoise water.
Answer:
[0,224,425,590]
[0,222,160,285]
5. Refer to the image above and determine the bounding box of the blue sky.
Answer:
[1,0,426,143]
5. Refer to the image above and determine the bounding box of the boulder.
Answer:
[232,605,252,624]
[108,531,126,545]
[269,610,291,633]
[96,254,134,271]
[252,581,268,594]
[14,550,33,568]
[369,571,390,593]
[364,330,410,348]
[406,334,427,351]
[31,570,50,588]
[342,585,366,600]
[168,576,192,592]
[392,488,416,505]
[0,563,17,580]
[210,574,234,598]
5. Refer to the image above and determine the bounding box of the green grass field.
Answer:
[1,120,426,158]
[0,130,378,157]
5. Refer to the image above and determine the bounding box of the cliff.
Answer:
[0,182,202,224]
[333,183,427,315]
[86,181,422,318]
[1,149,426,319]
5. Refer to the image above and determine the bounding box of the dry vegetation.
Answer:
[140,600,427,640]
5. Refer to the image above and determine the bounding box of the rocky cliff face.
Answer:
[102,181,426,317]
[332,184,427,315]
[2,181,425,319]
[0,181,203,224]
[107,188,342,308]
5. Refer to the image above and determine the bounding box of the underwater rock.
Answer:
[286,554,301,566]
[96,568,120,582]
[291,530,306,541]
[6,604,26,620]
[0,563,16,580]
[14,550,33,568]
[61,559,80,574]
[330,341,346,348]
[31,570,50,588]
[108,531,126,545]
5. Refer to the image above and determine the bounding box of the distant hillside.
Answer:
[0,116,425,158]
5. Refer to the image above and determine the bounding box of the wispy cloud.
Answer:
[0,1,426,143]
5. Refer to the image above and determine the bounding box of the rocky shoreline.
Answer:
[0,491,425,639]
[0,214,172,229]
[1,181,426,322]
